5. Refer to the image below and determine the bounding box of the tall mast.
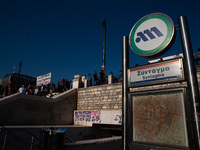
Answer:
[102,19,106,73]
[17,60,22,87]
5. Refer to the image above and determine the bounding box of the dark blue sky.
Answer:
[1,0,200,83]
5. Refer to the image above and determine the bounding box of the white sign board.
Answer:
[37,72,51,86]
[128,58,184,87]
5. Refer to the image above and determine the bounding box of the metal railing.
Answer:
[0,125,40,150]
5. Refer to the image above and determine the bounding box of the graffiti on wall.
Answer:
[74,110,122,126]
[114,115,122,124]
[74,111,101,123]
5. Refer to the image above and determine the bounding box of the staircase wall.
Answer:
[0,89,77,125]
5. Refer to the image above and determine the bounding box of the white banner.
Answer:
[74,110,122,126]
[37,72,51,86]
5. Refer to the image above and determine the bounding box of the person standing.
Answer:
[65,79,70,90]
[87,74,92,87]
[118,70,122,82]
[2,86,7,97]
[99,70,105,85]
[49,82,54,98]
[37,86,42,96]
[18,85,26,94]
[57,80,62,93]
[93,71,99,85]
[62,79,66,91]
[8,80,13,95]
[29,84,34,95]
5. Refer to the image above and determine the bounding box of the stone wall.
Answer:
[77,81,185,111]
[78,83,122,110]
[77,71,200,111]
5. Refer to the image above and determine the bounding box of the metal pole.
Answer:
[17,60,22,87]
[3,131,8,150]
[102,19,106,73]
[122,36,129,150]
[178,16,200,149]
[30,136,34,150]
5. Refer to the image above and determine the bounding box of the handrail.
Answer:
[24,129,40,141]
[0,125,40,150]
[1,125,32,145]
[1,125,40,141]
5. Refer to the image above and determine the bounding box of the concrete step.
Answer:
[64,136,122,150]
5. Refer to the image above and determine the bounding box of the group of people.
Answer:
[0,70,123,98]
[0,78,72,98]
[17,79,72,97]
[8,82,55,97]
[80,70,122,88]
[0,85,10,98]
[18,83,53,96]
[56,79,71,93]
[93,70,106,85]
[80,70,106,88]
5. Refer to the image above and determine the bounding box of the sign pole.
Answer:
[178,16,200,149]
[122,36,129,150]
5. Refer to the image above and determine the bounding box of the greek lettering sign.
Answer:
[128,58,184,87]
[37,72,51,86]
[131,88,188,147]
[129,13,175,58]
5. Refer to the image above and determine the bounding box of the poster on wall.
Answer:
[74,110,122,126]
[131,88,188,147]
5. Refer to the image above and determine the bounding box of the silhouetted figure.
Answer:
[49,82,54,98]
[57,80,62,93]
[195,48,200,64]
[8,80,13,95]
[65,79,70,90]
[99,70,105,85]
[87,74,92,87]
[93,71,99,85]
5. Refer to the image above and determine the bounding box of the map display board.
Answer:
[131,88,188,147]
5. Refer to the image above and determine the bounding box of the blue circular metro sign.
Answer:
[129,13,175,58]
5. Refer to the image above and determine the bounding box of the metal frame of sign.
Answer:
[128,87,191,150]
[128,58,185,87]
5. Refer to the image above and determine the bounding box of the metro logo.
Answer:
[129,13,175,58]
[136,27,164,43]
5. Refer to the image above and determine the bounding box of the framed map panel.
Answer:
[131,88,188,147]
